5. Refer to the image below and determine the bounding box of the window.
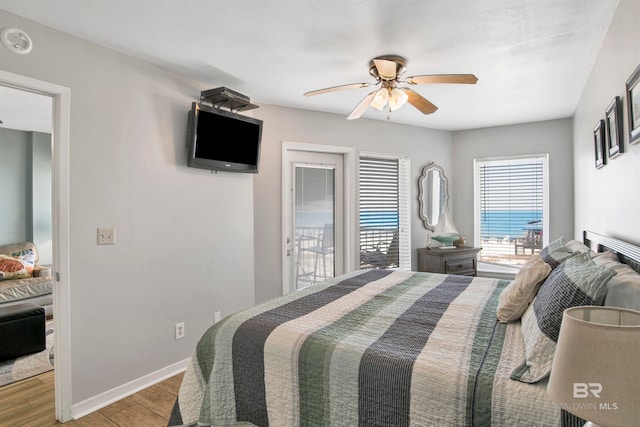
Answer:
[474,155,549,267]
[359,154,411,270]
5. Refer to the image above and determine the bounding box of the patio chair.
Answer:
[361,229,399,269]
[299,223,334,282]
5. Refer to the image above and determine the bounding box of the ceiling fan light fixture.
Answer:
[388,87,409,111]
[304,55,476,120]
[370,88,388,111]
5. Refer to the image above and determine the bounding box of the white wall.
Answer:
[252,104,452,302]
[0,128,52,261]
[451,119,575,246]
[573,0,640,244]
[4,0,634,411]
[0,128,29,245]
[0,10,255,404]
[31,131,53,264]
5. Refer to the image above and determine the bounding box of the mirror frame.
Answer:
[418,162,449,231]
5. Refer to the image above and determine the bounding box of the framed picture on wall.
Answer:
[605,96,623,159]
[594,119,606,169]
[626,64,640,145]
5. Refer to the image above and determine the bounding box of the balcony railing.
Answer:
[293,225,400,290]
[294,226,333,289]
[360,226,399,269]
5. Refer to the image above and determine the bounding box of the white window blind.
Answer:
[359,155,410,270]
[474,155,548,267]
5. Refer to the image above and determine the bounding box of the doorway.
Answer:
[282,142,357,295]
[289,152,343,290]
[0,70,72,422]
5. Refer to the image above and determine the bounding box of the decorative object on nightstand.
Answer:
[453,236,466,248]
[417,246,481,276]
[547,306,640,427]
[430,234,459,248]
[430,207,459,248]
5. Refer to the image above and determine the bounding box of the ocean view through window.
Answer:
[359,155,410,270]
[474,155,549,267]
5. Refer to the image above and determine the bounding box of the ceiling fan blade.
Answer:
[406,74,478,85]
[347,91,377,120]
[304,82,373,96]
[400,88,438,115]
[373,59,398,80]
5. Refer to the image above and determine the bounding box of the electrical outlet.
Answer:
[214,311,221,324]
[175,322,185,340]
[97,227,116,245]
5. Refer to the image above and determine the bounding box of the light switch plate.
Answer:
[97,227,116,245]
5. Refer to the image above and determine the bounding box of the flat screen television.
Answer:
[186,102,263,173]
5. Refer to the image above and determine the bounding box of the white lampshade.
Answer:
[388,87,409,111]
[547,306,640,427]
[370,88,388,111]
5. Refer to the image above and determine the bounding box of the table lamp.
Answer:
[547,306,640,426]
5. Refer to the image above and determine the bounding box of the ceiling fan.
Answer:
[304,55,478,120]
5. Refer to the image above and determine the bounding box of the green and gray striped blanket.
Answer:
[169,269,564,426]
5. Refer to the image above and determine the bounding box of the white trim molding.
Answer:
[281,141,357,295]
[0,70,72,422]
[71,358,189,420]
[473,153,549,270]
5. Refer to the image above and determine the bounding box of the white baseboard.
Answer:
[71,357,190,420]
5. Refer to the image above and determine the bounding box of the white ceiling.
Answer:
[0,0,619,131]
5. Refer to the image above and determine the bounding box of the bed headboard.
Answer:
[583,230,640,274]
[583,231,640,312]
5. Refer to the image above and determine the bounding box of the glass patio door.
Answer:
[285,151,343,292]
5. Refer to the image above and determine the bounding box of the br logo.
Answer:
[573,383,602,398]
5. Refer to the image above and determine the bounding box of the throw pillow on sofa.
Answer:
[0,254,31,280]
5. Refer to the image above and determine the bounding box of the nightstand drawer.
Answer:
[417,246,482,276]
[445,258,475,275]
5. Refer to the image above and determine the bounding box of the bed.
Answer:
[168,231,640,426]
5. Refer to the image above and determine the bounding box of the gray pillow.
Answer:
[564,239,594,255]
[540,236,574,269]
[510,252,616,383]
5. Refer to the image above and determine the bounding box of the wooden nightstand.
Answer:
[417,246,482,276]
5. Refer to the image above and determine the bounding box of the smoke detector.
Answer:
[1,27,33,54]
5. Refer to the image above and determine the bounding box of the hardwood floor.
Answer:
[0,370,184,427]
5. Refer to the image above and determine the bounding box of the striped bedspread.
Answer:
[168,269,564,426]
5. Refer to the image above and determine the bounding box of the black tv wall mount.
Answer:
[199,87,259,112]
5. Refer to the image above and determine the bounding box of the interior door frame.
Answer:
[281,141,357,295]
[0,70,72,422]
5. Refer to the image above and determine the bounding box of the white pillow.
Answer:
[593,251,640,311]
[497,254,551,323]
[565,239,594,255]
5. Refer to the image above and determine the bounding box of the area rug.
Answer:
[0,320,54,387]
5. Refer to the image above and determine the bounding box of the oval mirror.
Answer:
[418,162,449,231]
